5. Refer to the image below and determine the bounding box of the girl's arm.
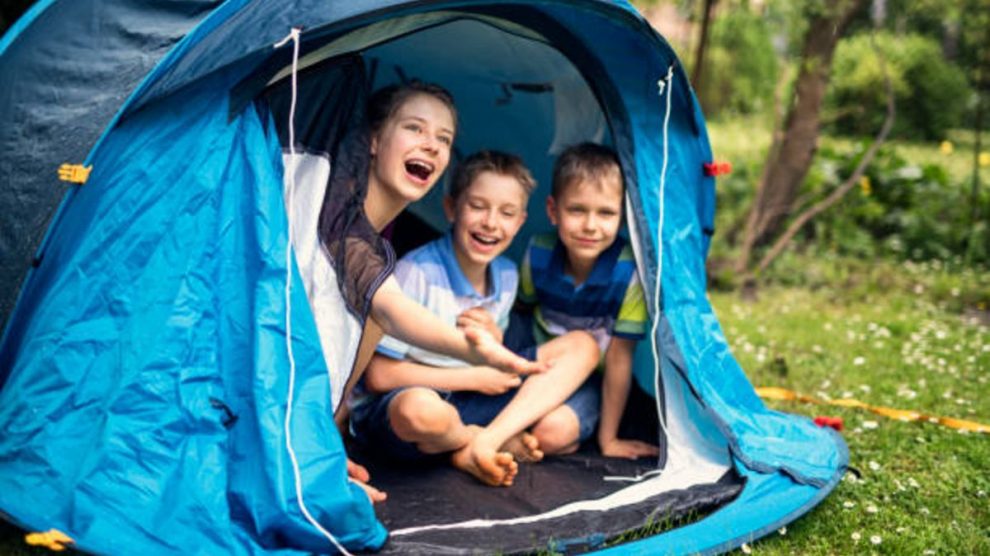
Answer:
[369,277,545,375]
[364,354,521,394]
[598,337,660,459]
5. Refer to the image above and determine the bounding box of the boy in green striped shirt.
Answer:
[516,143,658,459]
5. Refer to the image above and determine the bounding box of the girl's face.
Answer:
[369,93,456,205]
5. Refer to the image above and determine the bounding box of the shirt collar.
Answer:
[440,233,501,300]
[549,235,624,287]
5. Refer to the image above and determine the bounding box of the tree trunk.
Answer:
[691,0,718,93]
[735,0,866,274]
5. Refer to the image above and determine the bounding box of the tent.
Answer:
[0,1,847,554]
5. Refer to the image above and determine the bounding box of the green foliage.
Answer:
[698,10,779,116]
[827,32,972,140]
[803,141,990,266]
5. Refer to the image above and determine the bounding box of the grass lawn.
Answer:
[705,257,989,555]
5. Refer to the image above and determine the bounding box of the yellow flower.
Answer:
[940,141,954,155]
[980,152,990,167]
[860,176,872,196]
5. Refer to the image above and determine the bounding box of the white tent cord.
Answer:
[650,65,675,449]
[604,66,676,484]
[275,27,354,556]
[603,468,664,483]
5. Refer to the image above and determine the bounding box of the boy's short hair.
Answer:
[551,142,622,198]
[449,150,536,200]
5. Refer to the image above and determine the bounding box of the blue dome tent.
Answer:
[0,1,847,554]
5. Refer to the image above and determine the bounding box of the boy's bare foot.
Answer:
[501,431,544,463]
[451,427,518,486]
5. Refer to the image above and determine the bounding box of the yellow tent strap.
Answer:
[755,386,990,434]
[24,529,74,551]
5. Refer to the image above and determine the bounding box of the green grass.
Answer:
[705,257,989,555]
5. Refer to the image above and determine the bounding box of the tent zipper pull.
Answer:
[57,163,92,184]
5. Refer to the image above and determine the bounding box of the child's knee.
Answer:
[545,331,600,366]
[388,388,455,439]
[532,407,580,454]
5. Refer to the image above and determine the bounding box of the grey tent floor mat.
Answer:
[352,447,744,555]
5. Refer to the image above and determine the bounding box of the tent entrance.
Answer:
[262,10,744,553]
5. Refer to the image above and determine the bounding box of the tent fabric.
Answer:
[0,1,847,554]
[0,0,218,332]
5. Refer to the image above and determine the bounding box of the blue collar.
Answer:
[439,233,501,300]
[549,235,625,288]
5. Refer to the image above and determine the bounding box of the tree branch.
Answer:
[752,33,896,278]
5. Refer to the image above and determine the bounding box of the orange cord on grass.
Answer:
[756,386,990,434]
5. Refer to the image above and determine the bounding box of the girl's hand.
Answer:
[599,438,660,460]
[457,307,503,343]
[466,366,522,395]
[347,458,387,503]
[463,327,547,375]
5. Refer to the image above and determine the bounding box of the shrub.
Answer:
[827,32,972,141]
[698,10,779,117]
[805,142,989,266]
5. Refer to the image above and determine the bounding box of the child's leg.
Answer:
[531,373,602,455]
[389,387,519,486]
[460,331,599,472]
[387,387,473,454]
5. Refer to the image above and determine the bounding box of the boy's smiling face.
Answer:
[547,176,623,275]
[444,171,528,278]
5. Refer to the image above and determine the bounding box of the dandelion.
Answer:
[980,151,990,167]
[868,460,881,471]
[851,532,862,542]
[853,357,866,366]
[940,140,954,155]
[863,421,879,430]
[870,535,882,545]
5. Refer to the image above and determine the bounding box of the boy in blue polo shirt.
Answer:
[518,143,659,459]
[351,150,600,487]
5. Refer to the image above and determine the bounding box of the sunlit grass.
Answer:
[708,256,989,555]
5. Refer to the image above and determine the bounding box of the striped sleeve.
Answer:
[516,243,537,307]
[613,269,648,340]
